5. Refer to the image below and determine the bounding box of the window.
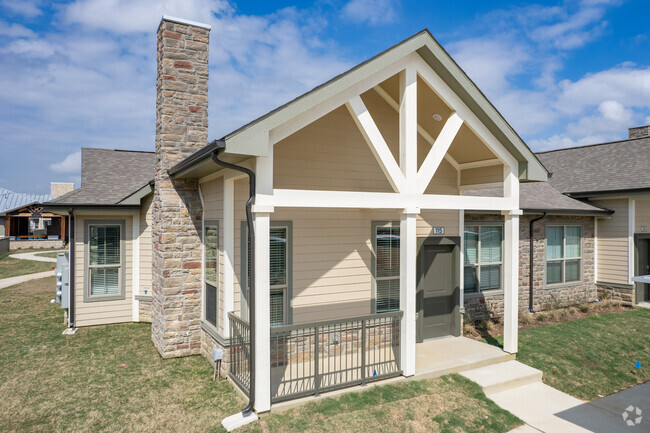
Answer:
[86,222,124,300]
[204,221,219,328]
[374,223,400,313]
[270,227,288,327]
[546,225,582,285]
[464,225,503,293]
[241,222,292,327]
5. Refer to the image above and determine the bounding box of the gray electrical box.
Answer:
[54,252,70,309]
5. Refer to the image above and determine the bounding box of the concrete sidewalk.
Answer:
[0,270,54,289]
[463,360,649,433]
[10,250,64,263]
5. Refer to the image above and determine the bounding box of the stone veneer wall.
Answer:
[151,18,210,358]
[139,299,153,323]
[596,283,635,304]
[464,214,597,320]
[10,239,65,250]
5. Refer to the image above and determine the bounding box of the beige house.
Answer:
[44,16,650,413]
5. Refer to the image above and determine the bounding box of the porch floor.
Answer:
[415,336,516,379]
[269,336,514,413]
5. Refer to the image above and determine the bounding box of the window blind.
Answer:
[90,267,119,295]
[204,225,218,284]
[89,225,120,265]
[547,226,564,260]
[375,225,400,312]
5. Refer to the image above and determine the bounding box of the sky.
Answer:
[0,0,649,194]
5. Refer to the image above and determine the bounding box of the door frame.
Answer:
[416,236,461,343]
[634,234,650,303]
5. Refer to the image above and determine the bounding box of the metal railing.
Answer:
[270,311,403,403]
[228,312,251,396]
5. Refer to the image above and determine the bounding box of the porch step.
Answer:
[460,360,543,395]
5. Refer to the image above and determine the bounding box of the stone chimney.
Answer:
[50,182,74,197]
[152,16,211,358]
[629,125,650,139]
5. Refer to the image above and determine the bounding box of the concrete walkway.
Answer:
[0,270,54,289]
[463,360,649,433]
[10,250,64,263]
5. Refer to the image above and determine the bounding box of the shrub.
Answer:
[520,312,533,325]
[536,313,548,322]
[579,304,590,313]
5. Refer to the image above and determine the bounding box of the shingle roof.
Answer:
[464,182,610,214]
[0,188,52,214]
[46,148,155,206]
[537,136,650,196]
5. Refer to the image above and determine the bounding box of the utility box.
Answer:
[54,252,70,309]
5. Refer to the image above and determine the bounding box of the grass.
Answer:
[245,375,522,433]
[0,252,55,279]
[0,278,523,433]
[485,308,650,400]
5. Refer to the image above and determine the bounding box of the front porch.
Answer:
[228,312,514,406]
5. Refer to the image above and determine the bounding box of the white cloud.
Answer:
[65,0,231,34]
[50,151,81,174]
[341,0,398,25]
[449,36,530,96]
[0,22,36,38]
[1,0,42,18]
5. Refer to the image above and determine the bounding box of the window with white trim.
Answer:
[204,221,219,328]
[88,224,122,297]
[269,227,288,327]
[241,223,291,327]
[546,225,582,284]
[374,223,400,312]
[464,225,503,293]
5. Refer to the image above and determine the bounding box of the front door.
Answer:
[636,237,650,303]
[417,237,460,342]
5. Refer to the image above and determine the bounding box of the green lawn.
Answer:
[488,308,650,400]
[0,252,54,279]
[0,277,523,433]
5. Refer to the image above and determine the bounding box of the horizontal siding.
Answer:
[139,195,152,296]
[635,195,650,233]
[74,214,133,327]
[202,177,225,334]
[594,198,629,285]
[460,165,503,186]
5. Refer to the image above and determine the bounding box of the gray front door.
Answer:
[636,236,650,303]
[416,237,460,342]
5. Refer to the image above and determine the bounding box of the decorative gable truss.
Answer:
[255,53,521,214]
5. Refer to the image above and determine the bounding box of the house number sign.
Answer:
[433,226,445,235]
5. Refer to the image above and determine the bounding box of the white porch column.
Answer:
[253,154,273,413]
[400,209,418,376]
[503,165,520,354]
[399,67,417,192]
[222,178,235,338]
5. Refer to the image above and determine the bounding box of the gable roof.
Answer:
[46,148,155,207]
[0,188,52,215]
[171,29,547,182]
[537,135,650,197]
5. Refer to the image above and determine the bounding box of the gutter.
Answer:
[528,212,546,312]
[210,139,257,416]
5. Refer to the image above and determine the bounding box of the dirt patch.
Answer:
[464,300,633,341]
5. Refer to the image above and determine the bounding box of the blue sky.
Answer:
[1,0,649,194]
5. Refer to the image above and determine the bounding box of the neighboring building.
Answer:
[42,16,650,413]
[1,182,74,248]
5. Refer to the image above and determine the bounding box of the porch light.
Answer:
[432,113,443,121]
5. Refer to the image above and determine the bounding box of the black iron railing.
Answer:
[228,312,251,396]
[270,311,402,403]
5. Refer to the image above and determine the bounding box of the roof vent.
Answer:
[628,125,650,139]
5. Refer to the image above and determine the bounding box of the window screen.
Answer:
[464,225,502,293]
[88,225,121,296]
[546,225,582,284]
[375,225,400,312]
